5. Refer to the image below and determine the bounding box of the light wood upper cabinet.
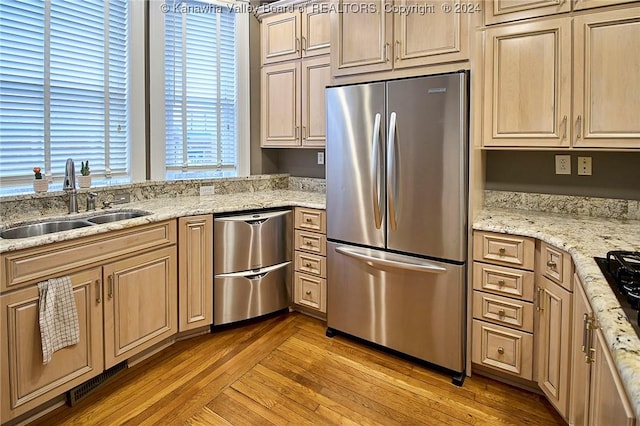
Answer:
[103,247,177,369]
[1,268,104,423]
[393,0,469,69]
[302,3,331,57]
[262,61,300,147]
[332,0,470,77]
[261,5,329,65]
[573,8,640,149]
[301,56,330,147]
[485,0,571,25]
[262,12,301,65]
[483,18,572,147]
[536,275,572,420]
[331,0,392,76]
[262,56,330,148]
[178,215,213,332]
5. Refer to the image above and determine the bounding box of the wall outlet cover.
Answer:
[555,155,571,175]
[200,185,215,196]
[317,152,325,165]
[578,156,592,176]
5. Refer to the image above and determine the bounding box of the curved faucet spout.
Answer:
[63,158,76,191]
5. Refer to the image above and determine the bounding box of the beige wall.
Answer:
[485,151,640,200]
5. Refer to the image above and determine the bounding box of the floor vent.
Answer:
[66,362,127,406]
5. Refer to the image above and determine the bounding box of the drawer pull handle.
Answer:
[498,247,505,255]
[305,290,312,295]
[498,309,505,317]
[497,347,504,355]
[546,260,557,268]
[497,279,505,287]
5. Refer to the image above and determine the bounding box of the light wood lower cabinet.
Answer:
[103,246,177,369]
[1,268,104,422]
[293,207,327,317]
[178,215,213,331]
[571,273,636,426]
[536,275,572,419]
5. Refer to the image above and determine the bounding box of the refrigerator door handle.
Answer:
[387,112,398,231]
[335,246,447,274]
[371,113,383,229]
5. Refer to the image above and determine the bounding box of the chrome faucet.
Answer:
[63,158,78,214]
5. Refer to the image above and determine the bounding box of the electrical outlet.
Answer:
[317,152,325,165]
[555,155,571,175]
[199,185,215,196]
[578,156,592,176]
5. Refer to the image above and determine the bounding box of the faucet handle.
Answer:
[102,200,113,209]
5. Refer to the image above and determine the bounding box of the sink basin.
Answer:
[87,210,150,224]
[0,220,93,239]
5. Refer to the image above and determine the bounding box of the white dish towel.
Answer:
[38,276,80,365]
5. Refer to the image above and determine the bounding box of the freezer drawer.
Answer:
[214,210,292,273]
[327,242,465,373]
[214,261,292,325]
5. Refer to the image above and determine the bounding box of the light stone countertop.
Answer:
[474,207,640,419]
[0,190,325,253]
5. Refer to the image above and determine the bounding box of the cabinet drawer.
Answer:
[472,291,534,332]
[473,231,535,270]
[295,251,326,278]
[294,208,326,234]
[294,272,326,313]
[539,242,573,291]
[294,230,326,255]
[473,262,534,301]
[472,320,533,380]
[1,221,177,292]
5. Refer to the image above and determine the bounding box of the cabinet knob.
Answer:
[497,279,505,287]
[498,309,505,317]
[306,241,313,246]
[305,218,312,222]
[497,347,504,355]
[546,260,557,269]
[305,290,312,295]
[305,263,312,268]
[498,247,506,255]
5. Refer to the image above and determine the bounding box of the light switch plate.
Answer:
[555,155,571,175]
[578,156,592,176]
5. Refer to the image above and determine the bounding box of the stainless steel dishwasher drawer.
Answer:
[214,210,292,273]
[214,261,292,325]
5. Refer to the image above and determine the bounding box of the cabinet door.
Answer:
[393,0,469,69]
[178,215,213,332]
[261,61,301,147]
[574,0,639,11]
[302,4,330,57]
[483,18,571,147]
[262,12,301,65]
[573,8,640,148]
[588,329,636,426]
[0,268,103,423]
[301,56,330,148]
[330,0,393,76]
[536,276,572,420]
[103,247,177,369]
[484,0,571,25]
[570,274,593,426]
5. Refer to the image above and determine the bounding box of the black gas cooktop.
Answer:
[594,251,640,338]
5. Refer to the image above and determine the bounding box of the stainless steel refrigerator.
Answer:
[325,72,468,383]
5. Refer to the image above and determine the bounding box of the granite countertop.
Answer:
[0,189,326,253]
[474,207,640,418]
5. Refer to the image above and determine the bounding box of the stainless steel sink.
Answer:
[0,220,93,239]
[87,210,150,224]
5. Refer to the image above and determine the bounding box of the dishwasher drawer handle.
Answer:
[335,246,447,274]
[214,210,290,224]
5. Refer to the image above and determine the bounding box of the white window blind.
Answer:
[0,0,129,194]
[164,0,237,178]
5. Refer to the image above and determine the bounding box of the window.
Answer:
[150,0,249,180]
[0,0,131,195]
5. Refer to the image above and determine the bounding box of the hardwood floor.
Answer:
[33,313,565,425]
